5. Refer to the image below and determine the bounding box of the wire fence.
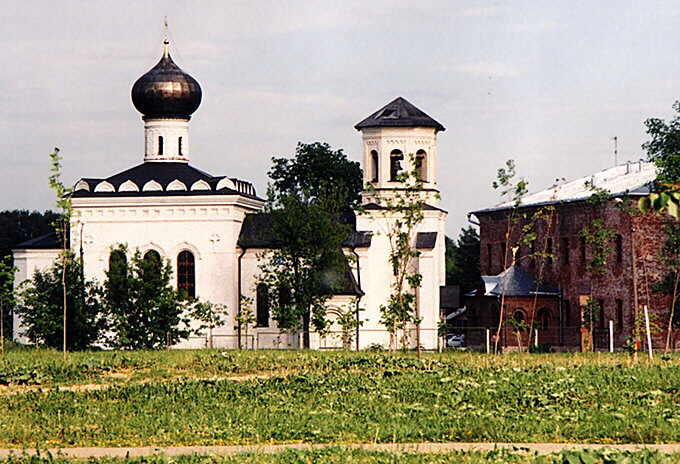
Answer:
[184,321,640,352]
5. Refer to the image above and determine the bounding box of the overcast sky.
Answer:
[3,1,679,236]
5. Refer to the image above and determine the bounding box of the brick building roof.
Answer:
[473,161,657,214]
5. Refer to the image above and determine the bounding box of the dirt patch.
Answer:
[0,372,283,396]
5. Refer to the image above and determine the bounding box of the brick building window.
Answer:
[561,237,570,264]
[537,308,550,329]
[580,237,586,266]
[487,243,492,272]
[598,299,605,329]
[500,242,507,268]
[615,234,623,264]
[546,238,553,265]
[529,240,536,268]
[616,299,623,330]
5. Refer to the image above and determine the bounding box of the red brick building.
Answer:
[468,161,677,351]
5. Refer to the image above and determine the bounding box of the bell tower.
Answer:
[354,97,445,206]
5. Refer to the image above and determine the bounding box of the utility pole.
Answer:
[612,136,618,166]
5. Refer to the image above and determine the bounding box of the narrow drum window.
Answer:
[390,149,404,181]
[256,284,269,327]
[177,250,195,298]
[158,136,164,156]
[415,149,427,181]
[615,234,623,264]
[616,299,623,330]
[370,150,379,182]
[178,137,183,156]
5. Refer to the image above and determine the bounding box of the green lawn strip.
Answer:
[3,349,680,387]
[1,448,679,464]
[2,364,680,447]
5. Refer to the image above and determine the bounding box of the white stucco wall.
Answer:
[70,194,263,349]
[12,248,61,343]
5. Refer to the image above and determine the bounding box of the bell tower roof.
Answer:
[354,97,445,132]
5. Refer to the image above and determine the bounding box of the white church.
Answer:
[12,39,448,350]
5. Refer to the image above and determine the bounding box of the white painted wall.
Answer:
[11,248,61,343]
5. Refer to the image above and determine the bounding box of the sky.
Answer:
[2,0,680,236]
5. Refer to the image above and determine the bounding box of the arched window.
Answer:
[415,149,427,181]
[177,250,195,299]
[537,308,550,329]
[158,136,164,156]
[512,309,527,330]
[143,250,162,282]
[370,150,379,183]
[109,248,127,273]
[256,283,269,327]
[390,149,404,181]
[178,137,183,156]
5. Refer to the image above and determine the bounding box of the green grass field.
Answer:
[2,348,680,449]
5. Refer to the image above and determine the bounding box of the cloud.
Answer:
[452,61,521,78]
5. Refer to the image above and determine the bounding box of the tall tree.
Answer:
[258,142,361,349]
[445,227,481,293]
[103,245,190,349]
[14,259,104,350]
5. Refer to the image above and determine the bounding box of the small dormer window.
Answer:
[390,150,404,182]
[370,150,379,183]
[178,137,183,156]
[158,136,164,156]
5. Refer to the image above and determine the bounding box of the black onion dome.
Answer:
[131,41,202,120]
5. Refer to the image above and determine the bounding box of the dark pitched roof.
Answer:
[416,232,437,250]
[483,265,560,297]
[14,232,63,250]
[354,97,445,132]
[237,213,278,248]
[73,162,260,200]
[237,213,372,249]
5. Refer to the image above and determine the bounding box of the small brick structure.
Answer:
[468,162,679,352]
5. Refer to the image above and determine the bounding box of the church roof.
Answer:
[354,97,445,132]
[14,231,63,250]
[482,265,560,297]
[73,162,261,199]
[237,212,372,249]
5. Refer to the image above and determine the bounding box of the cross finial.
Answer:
[162,16,170,58]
